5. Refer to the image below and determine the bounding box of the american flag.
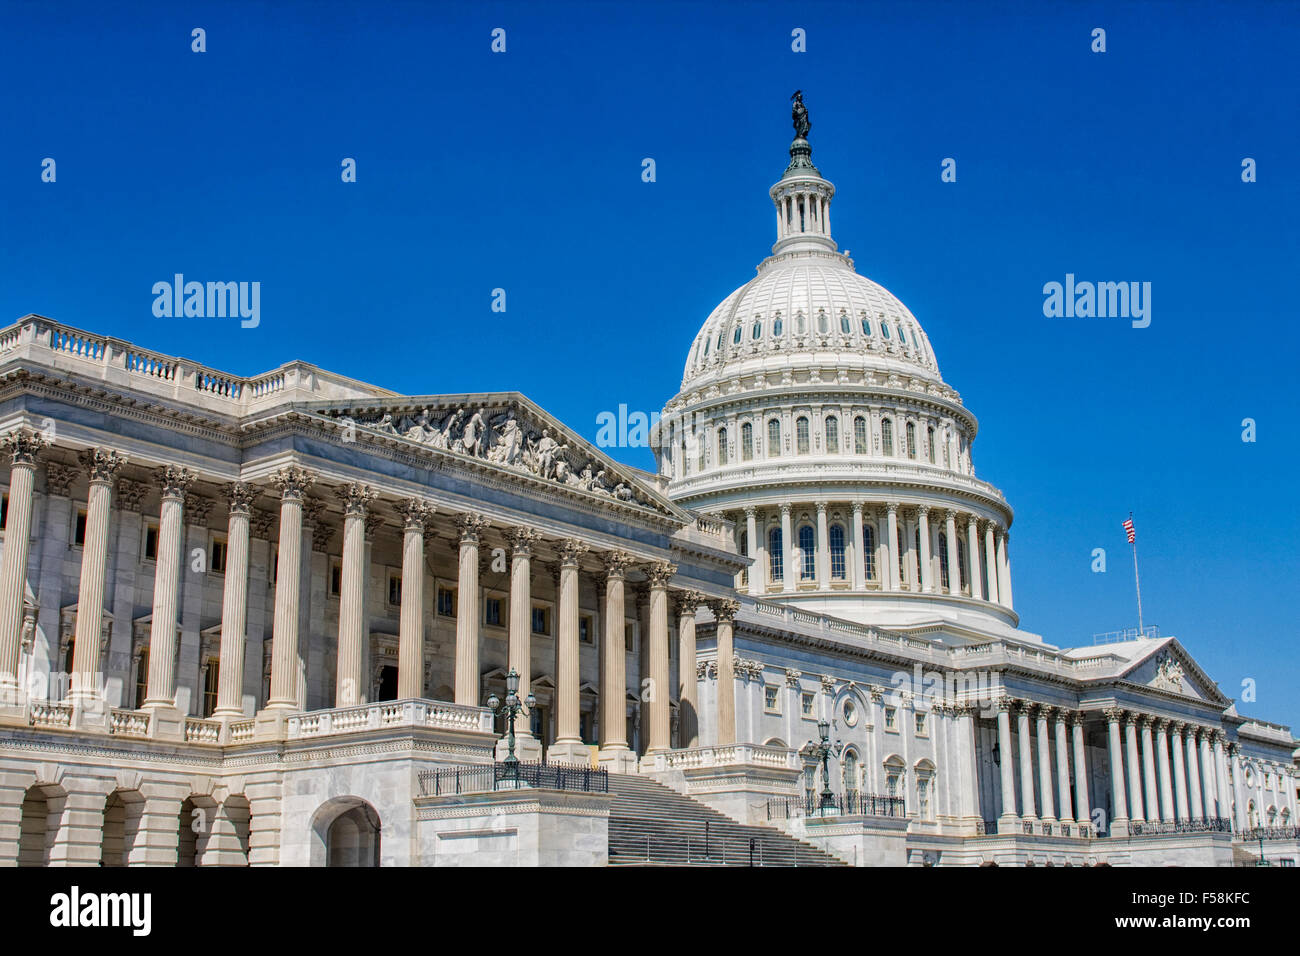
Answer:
[1122,517,1135,544]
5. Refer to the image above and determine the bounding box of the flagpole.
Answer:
[1129,512,1144,636]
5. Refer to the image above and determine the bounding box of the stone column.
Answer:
[780,504,794,593]
[996,697,1018,826]
[549,539,590,764]
[143,466,196,715]
[1155,718,1175,823]
[500,526,542,759]
[1105,708,1129,830]
[917,505,933,592]
[395,499,434,701]
[997,531,1014,609]
[0,429,44,702]
[983,522,1000,604]
[884,502,899,592]
[641,561,676,761]
[1017,702,1037,824]
[675,591,702,749]
[70,448,126,712]
[943,510,961,596]
[1054,711,1073,823]
[712,599,740,747]
[1199,730,1217,819]
[850,502,866,590]
[966,515,983,600]
[597,551,634,770]
[744,507,761,596]
[1124,714,1145,823]
[1212,731,1230,824]
[334,483,375,708]
[1185,727,1204,820]
[264,465,314,714]
[1140,715,1160,823]
[1170,722,1190,821]
[1229,744,1247,831]
[1036,705,1056,823]
[453,514,488,705]
[1071,713,1091,826]
[815,502,829,590]
[213,483,255,717]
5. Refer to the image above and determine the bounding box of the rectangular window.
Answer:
[209,535,228,574]
[885,706,898,730]
[764,685,780,713]
[437,587,456,617]
[202,660,220,718]
[142,521,159,560]
[624,622,635,654]
[914,712,927,736]
[0,493,8,530]
[73,509,88,547]
[329,559,342,598]
[801,692,814,717]
[531,605,551,636]
[483,597,503,628]
[387,573,402,607]
[270,548,278,586]
[134,649,149,709]
[579,614,594,644]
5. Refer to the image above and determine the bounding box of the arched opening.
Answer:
[768,526,784,583]
[100,789,144,867]
[311,797,382,867]
[829,524,846,580]
[798,524,816,581]
[177,796,218,867]
[863,524,877,582]
[18,784,62,866]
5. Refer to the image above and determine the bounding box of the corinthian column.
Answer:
[675,591,703,748]
[815,502,829,590]
[780,504,794,593]
[1212,731,1231,824]
[1185,727,1204,820]
[70,448,126,711]
[597,551,634,770]
[1037,705,1056,823]
[712,599,740,746]
[335,483,375,708]
[944,509,961,596]
[1140,716,1160,822]
[996,530,1013,609]
[966,515,983,600]
[213,483,255,717]
[1104,707,1129,831]
[983,521,1000,604]
[1155,718,1175,823]
[143,465,196,711]
[1170,722,1190,821]
[996,697,1018,827]
[453,514,488,705]
[0,429,45,702]
[548,538,590,764]
[1017,702,1037,824]
[265,465,314,712]
[1124,714,1145,823]
[884,502,900,592]
[917,505,933,592]
[395,498,434,700]
[642,561,676,761]
[500,526,542,760]
[744,507,761,595]
[1198,730,1217,820]
[850,502,866,590]
[1071,712,1091,826]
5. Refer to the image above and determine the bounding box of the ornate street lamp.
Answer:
[809,718,844,815]
[487,668,536,786]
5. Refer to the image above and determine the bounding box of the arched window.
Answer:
[861,314,872,336]
[796,417,810,454]
[897,324,907,343]
[795,312,806,335]
[732,325,742,345]
[741,422,753,461]
[768,527,783,582]
[717,427,728,466]
[854,416,868,454]
[817,310,829,333]
[681,436,689,476]
[938,532,950,591]
[773,314,783,337]
[911,328,920,350]
[842,749,859,796]
[738,531,748,586]
[767,419,781,457]
[927,425,936,464]
[957,534,969,592]
[863,524,876,581]
[881,418,894,456]
[896,524,906,586]
[752,319,762,340]
[882,323,891,340]
[840,313,851,334]
[703,337,711,356]
[906,422,917,459]
[829,524,846,580]
[715,331,724,350]
[825,416,839,454]
[698,430,707,470]
[798,525,816,581]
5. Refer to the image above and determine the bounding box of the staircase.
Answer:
[607,774,846,866]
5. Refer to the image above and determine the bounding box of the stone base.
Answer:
[253,709,290,742]
[546,739,596,767]
[0,702,25,727]
[495,734,543,763]
[785,813,910,866]
[596,745,638,774]
[414,788,612,866]
[145,704,185,742]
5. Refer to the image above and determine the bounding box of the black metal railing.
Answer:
[766,792,906,821]
[1127,817,1233,836]
[1237,825,1300,842]
[419,759,608,797]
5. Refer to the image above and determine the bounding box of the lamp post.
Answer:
[487,668,536,786]
[809,718,844,816]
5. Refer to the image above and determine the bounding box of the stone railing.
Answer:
[107,708,151,737]
[286,698,494,740]
[228,719,256,743]
[27,700,73,729]
[646,743,801,773]
[183,717,222,744]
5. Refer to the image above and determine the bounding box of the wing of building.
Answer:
[0,114,1295,867]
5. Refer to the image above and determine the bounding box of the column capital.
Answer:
[270,465,316,501]
[885,500,900,515]
[558,537,589,568]
[602,550,635,578]
[505,526,542,557]
[943,508,959,523]
[673,589,705,616]
[115,478,150,513]
[156,465,197,500]
[743,505,757,519]
[779,502,793,517]
[339,482,377,518]
[784,667,802,686]
[45,461,78,497]
[710,599,740,624]
[1155,717,1171,733]
[79,447,127,484]
[363,512,384,538]
[1124,712,1142,729]
[396,497,436,532]
[1212,729,1227,746]
[223,481,257,517]
[643,560,677,588]
[1037,704,1055,719]
[815,501,827,515]
[456,512,490,543]
[1169,720,1187,735]
[184,493,213,527]
[917,503,931,518]
[870,684,886,702]
[1,428,46,466]
[301,495,326,526]
[1227,741,1240,757]
[1070,710,1087,727]
[1139,714,1155,730]
[1103,706,1126,723]
[996,695,1016,713]
[850,500,864,515]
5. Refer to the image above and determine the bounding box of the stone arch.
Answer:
[763,737,788,748]
[177,794,219,866]
[18,782,64,866]
[100,788,145,866]
[309,796,381,867]
[214,794,252,866]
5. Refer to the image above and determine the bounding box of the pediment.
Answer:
[310,393,686,521]
[1122,639,1227,705]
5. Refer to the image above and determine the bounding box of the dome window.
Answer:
[768,527,784,582]
[741,422,754,460]
[798,525,816,580]
[796,416,810,454]
[881,418,894,456]
[752,319,762,340]
[829,525,846,580]
[773,314,784,337]
[717,427,728,465]
[817,310,829,334]
[703,338,711,356]
[881,323,891,341]
[840,312,851,334]
[825,415,839,454]
[861,314,872,336]
[911,328,920,349]
[853,416,868,454]
[927,426,936,464]
[906,422,917,459]
[863,524,877,580]
[897,324,907,344]
[733,325,743,345]
[795,312,806,335]
[767,419,781,457]
[716,331,725,350]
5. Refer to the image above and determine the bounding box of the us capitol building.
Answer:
[0,99,1295,867]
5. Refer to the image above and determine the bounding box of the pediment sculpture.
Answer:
[1151,651,1185,692]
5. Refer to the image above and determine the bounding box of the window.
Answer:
[767,420,781,457]
[863,524,876,581]
[715,331,724,351]
[917,777,931,819]
[484,597,503,628]
[914,527,921,590]
[209,535,228,574]
[698,430,707,470]
[861,314,872,336]
[795,312,806,335]
[938,533,950,591]
[717,427,728,466]
[532,606,551,636]
[825,416,839,454]
[752,319,762,340]
[842,750,859,793]
[854,416,867,454]
[817,310,828,333]
[703,337,711,356]
[741,422,753,461]
[764,685,779,713]
[732,325,742,345]
[840,312,851,334]
[768,527,783,582]
[829,525,846,580]
[886,772,901,798]
[624,622,636,654]
[579,614,594,644]
[0,493,7,530]
[882,322,891,340]
[915,712,928,736]
[798,525,816,581]
[884,707,898,730]
[906,421,917,459]
[202,660,219,718]
[881,418,894,456]
[387,573,402,607]
[141,521,158,560]
[773,313,783,337]
[957,535,969,592]
[896,525,906,585]
[801,692,815,717]
[134,649,149,709]
[437,587,456,617]
[927,426,936,464]
[72,509,88,547]
[897,324,907,343]
[796,417,810,455]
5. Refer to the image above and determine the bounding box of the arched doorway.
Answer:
[18,784,62,866]
[310,797,381,867]
[101,790,144,866]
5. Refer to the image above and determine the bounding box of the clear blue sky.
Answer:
[2,1,1297,731]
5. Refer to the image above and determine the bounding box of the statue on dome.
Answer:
[791,90,810,139]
